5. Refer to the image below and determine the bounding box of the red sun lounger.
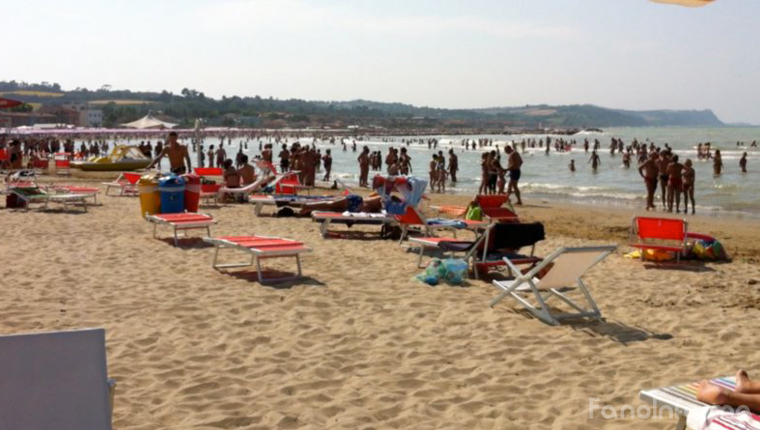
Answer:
[145,213,215,246]
[629,216,688,262]
[102,172,142,196]
[203,235,312,283]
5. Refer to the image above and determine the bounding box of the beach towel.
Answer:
[687,405,760,430]
[426,218,467,229]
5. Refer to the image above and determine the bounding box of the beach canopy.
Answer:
[121,113,177,129]
[0,97,23,109]
[650,0,714,6]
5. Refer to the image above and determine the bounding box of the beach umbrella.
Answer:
[650,0,714,7]
[0,97,22,109]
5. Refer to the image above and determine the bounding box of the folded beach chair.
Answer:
[408,222,545,274]
[490,245,616,325]
[395,206,488,244]
[194,168,223,205]
[102,172,142,196]
[640,376,741,430]
[249,194,336,216]
[145,212,215,246]
[11,186,88,212]
[0,328,116,430]
[203,235,312,283]
[312,211,394,238]
[629,216,688,263]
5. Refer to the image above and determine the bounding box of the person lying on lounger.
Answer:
[697,370,760,413]
[299,193,384,216]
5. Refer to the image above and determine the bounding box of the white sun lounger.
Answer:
[491,245,616,325]
[311,211,394,238]
[0,328,116,430]
[203,235,312,283]
[639,376,737,430]
[102,172,142,196]
[145,213,215,246]
[11,187,89,212]
[248,194,335,216]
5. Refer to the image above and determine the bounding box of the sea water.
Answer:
[136,126,760,217]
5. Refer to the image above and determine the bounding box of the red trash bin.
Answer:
[183,173,201,213]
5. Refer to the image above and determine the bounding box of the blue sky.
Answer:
[3,0,759,123]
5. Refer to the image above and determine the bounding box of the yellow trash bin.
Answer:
[138,174,161,216]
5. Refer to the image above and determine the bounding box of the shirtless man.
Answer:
[358,146,370,187]
[713,149,723,175]
[322,149,332,182]
[656,151,671,207]
[666,155,684,213]
[278,144,290,172]
[215,144,226,169]
[505,146,523,205]
[682,159,696,215]
[147,131,192,174]
[588,150,601,172]
[399,147,412,175]
[206,145,215,168]
[262,144,273,163]
[740,152,748,173]
[448,149,458,182]
[638,152,659,211]
[238,155,256,185]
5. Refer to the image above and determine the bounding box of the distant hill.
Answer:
[0,80,725,129]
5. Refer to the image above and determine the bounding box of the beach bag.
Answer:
[465,205,483,221]
[415,258,468,286]
[692,239,727,261]
[380,224,403,241]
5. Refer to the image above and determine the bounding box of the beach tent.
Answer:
[0,97,23,109]
[121,113,177,129]
[650,0,714,6]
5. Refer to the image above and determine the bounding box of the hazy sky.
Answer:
[3,0,759,123]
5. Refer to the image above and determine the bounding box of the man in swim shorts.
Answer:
[638,152,659,211]
[666,155,684,213]
[147,131,192,174]
[505,145,523,205]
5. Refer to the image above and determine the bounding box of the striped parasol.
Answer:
[0,97,23,109]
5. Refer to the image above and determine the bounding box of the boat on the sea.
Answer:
[71,145,151,171]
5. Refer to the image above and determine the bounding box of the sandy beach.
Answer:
[2,175,760,430]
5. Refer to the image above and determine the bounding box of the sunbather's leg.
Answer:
[697,379,760,412]
[736,370,760,394]
[299,198,348,216]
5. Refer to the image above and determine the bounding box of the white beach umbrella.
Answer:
[650,0,714,7]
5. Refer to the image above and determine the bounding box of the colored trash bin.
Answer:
[159,175,186,214]
[138,174,161,216]
[182,173,201,213]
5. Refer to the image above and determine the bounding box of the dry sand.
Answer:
[2,175,760,430]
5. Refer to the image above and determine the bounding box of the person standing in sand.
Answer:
[682,159,696,215]
[147,131,192,174]
[505,146,523,205]
[666,155,684,213]
[638,152,658,211]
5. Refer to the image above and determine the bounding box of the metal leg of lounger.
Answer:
[320,219,330,238]
[153,222,158,239]
[255,202,263,217]
[296,255,302,277]
[418,245,425,268]
[256,256,263,283]
[212,245,221,268]
[174,228,179,246]
[675,415,686,430]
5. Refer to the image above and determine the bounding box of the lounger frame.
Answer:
[491,245,616,325]
[639,376,735,430]
[146,213,214,246]
[312,212,393,238]
[204,236,311,283]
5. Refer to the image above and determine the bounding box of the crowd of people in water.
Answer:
[1,131,757,214]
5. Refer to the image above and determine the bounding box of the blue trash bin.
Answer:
[159,175,186,214]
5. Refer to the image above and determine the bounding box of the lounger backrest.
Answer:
[0,328,112,430]
[634,217,686,242]
[276,172,301,195]
[488,222,545,251]
[123,172,142,184]
[475,194,507,209]
[395,206,425,225]
[537,247,613,289]
[0,149,8,161]
[194,167,223,177]
[55,159,70,168]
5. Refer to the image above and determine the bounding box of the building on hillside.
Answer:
[78,108,103,127]
[37,105,80,125]
[0,112,57,128]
